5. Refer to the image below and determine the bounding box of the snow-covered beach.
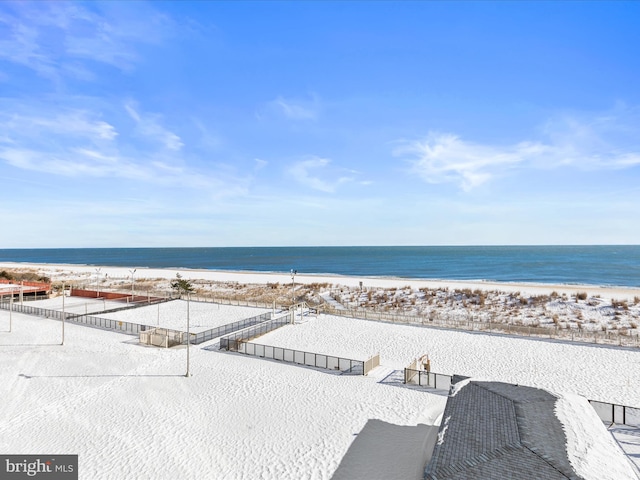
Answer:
[1,262,639,479]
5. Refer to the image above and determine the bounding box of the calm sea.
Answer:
[0,246,638,288]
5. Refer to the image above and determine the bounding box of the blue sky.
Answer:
[1,1,639,247]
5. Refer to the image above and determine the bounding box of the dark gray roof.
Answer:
[424,376,582,480]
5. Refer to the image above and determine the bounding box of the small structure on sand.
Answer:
[139,327,184,348]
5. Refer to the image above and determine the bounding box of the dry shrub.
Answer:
[612,299,629,311]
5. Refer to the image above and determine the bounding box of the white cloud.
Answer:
[125,103,184,151]
[1,109,118,143]
[254,158,268,170]
[0,2,172,80]
[288,156,355,193]
[0,100,245,193]
[394,132,532,191]
[397,108,640,191]
[264,94,321,120]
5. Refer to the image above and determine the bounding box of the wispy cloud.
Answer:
[288,156,356,193]
[125,103,183,151]
[394,132,533,191]
[261,94,321,121]
[396,107,640,191]
[0,2,172,80]
[0,99,245,193]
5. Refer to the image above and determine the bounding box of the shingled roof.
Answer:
[424,376,638,480]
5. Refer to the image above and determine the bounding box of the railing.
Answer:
[0,279,51,290]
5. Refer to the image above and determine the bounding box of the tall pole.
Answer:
[95,268,101,297]
[185,292,191,377]
[9,293,12,333]
[291,269,297,323]
[291,269,297,305]
[61,283,65,346]
[130,269,136,300]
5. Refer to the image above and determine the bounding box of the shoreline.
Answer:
[2,261,640,301]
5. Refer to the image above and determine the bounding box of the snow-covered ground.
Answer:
[15,295,134,316]
[99,300,271,333]
[2,263,640,479]
[259,314,640,407]
[0,312,446,480]
[18,296,272,333]
[2,309,639,479]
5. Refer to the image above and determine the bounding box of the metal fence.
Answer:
[0,300,69,322]
[0,299,153,335]
[176,294,279,310]
[192,312,272,344]
[234,341,372,375]
[219,314,293,350]
[403,367,640,428]
[65,312,151,335]
[589,400,640,427]
[0,298,286,346]
[321,306,640,348]
[403,368,453,391]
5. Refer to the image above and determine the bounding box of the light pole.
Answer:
[95,268,101,297]
[9,292,13,332]
[61,283,65,345]
[185,292,191,377]
[129,269,137,300]
[291,269,297,305]
[291,269,297,322]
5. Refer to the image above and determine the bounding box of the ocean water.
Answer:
[0,246,638,288]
